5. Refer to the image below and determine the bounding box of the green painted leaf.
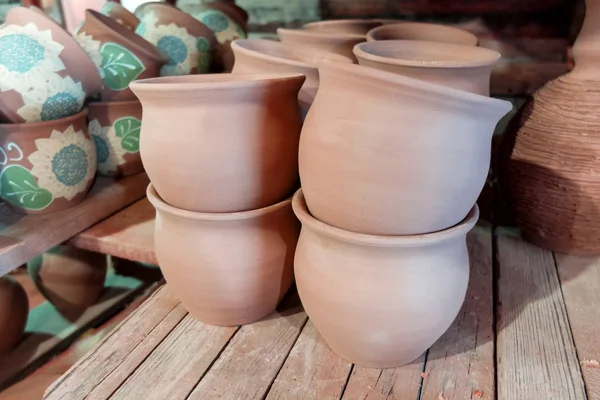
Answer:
[0,165,53,210]
[100,42,146,90]
[114,117,142,153]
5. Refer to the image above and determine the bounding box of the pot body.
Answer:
[278,28,365,62]
[303,19,382,36]
[0,276,29,355]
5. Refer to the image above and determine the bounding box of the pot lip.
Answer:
[231,39,315,69]
[147,183,292,221]
[366,22,479,46]
[0,109,88,130]
[354,40,500,69]
[87,99,141,109]
[277,27,366,41]
[292,189,479,247]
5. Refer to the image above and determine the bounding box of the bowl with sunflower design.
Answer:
[87,99,143,177]
[0,110,96,214]
[135,2,217,76]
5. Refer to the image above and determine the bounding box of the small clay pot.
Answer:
[130,73,304,213]
[366,22,478,46]
[0,110,97,214]
[76,10,167,101]
[148,183,300,326]
[0,276,29,355]
[293,189,478,368]
[134,2,217,76]
[303,19,383,36]
[99,1,140,30]
[277,28,365,62]
[87,100,144,177]
[354,40,500,96]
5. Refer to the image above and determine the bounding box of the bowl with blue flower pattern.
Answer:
[0,110,97,214]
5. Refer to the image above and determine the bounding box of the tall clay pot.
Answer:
[0,276,29,355]
[503,0,600,254]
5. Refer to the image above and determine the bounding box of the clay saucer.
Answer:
[366,22,478,46]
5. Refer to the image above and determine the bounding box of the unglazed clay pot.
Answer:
[88,100,144,177]
[135,2,217,75]
[76,10,167,101]
[99,1,140,30]
[148,183,300,326]
[0,110,96,214]
[130,73,304,213]
[0,276,29,355]
[366,22,478,46]
[293,189,478,368]
[300,60,511,235]
[354,40,500,96]
[303,19,382,36]
[277,28,365,62]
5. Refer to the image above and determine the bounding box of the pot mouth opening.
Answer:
[366,22,478,46]
[0,109,88,130]
[232,39,315,69]
[147,183,293,221]
[277,27,366,41]
[354,40,500,68]
[292,189,479,248]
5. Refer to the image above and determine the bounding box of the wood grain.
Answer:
[496,232,586,400]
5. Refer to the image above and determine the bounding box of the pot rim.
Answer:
[303,19,383,32]
[292,189,479,247]
[366,22,478,46]
[277,27,365,41]
[87,99,141,108]
[354,40,500,69]
[232,39,315,69]
[0,109,88,130]
[147,183,293,221]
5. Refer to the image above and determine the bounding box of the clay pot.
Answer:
[87,100,144,177]
[99,1,140,30]
[134,2,217,76]
[366,22,478,46]
[147,183,300,326]
[354,40,500,96]
[300,60,511,235]
[0,110,97,214]
[293,189,478,368]
[198,1,249,34]
[130,73,304,213]
[303,19,382,36]
[76,10,167,101]
[0,276,29,355]
[277,28,365,62]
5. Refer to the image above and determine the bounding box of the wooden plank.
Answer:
[420,225,495,400]
[496,231,587,400]
[0,173,150,276]
[70,198,156,265]
[556,254,600,400]
[188,293,308,400]
[266,320,352,400]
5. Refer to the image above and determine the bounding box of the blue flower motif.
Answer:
[92,135,110,163]
[51,144,88,187]
[40,92,80,121]
[199,11,229,33]
[157,35,189,66]
[0,34,45,73]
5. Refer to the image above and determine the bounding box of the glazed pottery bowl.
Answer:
[76,10,167,101]
[366,22,478,46]
[87,99,144,177]
[300,60,511,235]
[0,276,29,355]
[99,1,140,30]
[277,28,365,62]
[130,73,304,213]
[293,189,478,368]
[354,40,501,96]
[0,110,97,214]
[135,2,217,76]
[303,19,382,36]
[148,183,300,326]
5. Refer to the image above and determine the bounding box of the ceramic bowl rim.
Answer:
[303,19,383,32]
[0,109,88,130]
[231,39,315,69]
[366,22,479,45]
[277,27,365,41]
[147,183,292,221]
[292,189,479,248]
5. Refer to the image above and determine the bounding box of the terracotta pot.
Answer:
[99,1,140,30]
[87,100,144,177]
[147,183,300,326]
[197,1,249,34]
[134,2,217,76]
[130,73,304,213]
[354,40,500,96]
[366,22,478,46]
[502,0,600,254]
[0,110,97,214]
[76,10,167,101]
[300,60,511,235]
[0,276,29,355]
[303,19,383,36]
[277,28,365,62]
[293,189,478,368]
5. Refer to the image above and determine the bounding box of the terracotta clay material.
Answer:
[366,22,478,46]
[300,60,511,235]
[196,1,249,34]
[147,183,300,326]
[293,189,478,368]
[0,110,97,214]
[303,19,383,36]
[354,40,500,96]
[87,100,144,177]
[0,276,29,355]
[76,10,167,101]
[99,1,140,30]
[277,28,365,62]
[130,73,304,213]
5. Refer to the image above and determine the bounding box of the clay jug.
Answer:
[366,22,478,46]
[0,276,29,355]
[300,60,511,235]
[303,19,382,36]
[293,189,478,368]
[130,73,304,213]
[277,28,365,62]
[503,0,600,254]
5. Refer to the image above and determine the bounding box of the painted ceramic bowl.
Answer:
[0,110,96,214]
[148,183,300,326]
[277,28,365,62]
[99,1,140,30]
[0,276,29,355]
[76,10,167,101]
[366,22,478,46]
[87,99,144,177]
[135,2,217,76]
[303,19,382,36]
